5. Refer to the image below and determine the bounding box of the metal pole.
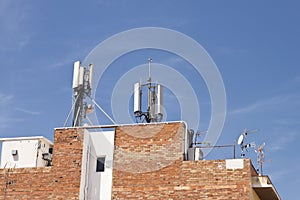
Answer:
[72,87,84,127]
[234,144,236,159]
[65,95,79,127]
[148,58,152,81]
[147,58,152,122]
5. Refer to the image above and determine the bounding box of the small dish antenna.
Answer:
[237,134,244,146]
[237,128,259,157]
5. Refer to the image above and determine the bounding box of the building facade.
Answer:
[0,122,280,199]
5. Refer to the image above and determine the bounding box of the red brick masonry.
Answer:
[112,122,253,200]
[0,129,84,200]
[0,123,255,199]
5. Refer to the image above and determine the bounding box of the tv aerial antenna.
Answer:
[193,130,211,147]
[133,58,163,123]
[255,142,266,176]
[237,128,259,157]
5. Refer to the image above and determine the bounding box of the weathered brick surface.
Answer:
[0,122,256,199]
[0,129,84,200]
[113,123,185,173]
[112,122,252,200]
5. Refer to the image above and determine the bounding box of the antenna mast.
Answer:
[148,58,152,83]
[256,142,266,176]
[71,61,94,127]
[147,58,152,122]
[134,58,163,123]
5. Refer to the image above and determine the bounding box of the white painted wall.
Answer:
[0,137,53,168]
[1,139,38,168]
[86,136,100,199]
[80,130,115,200]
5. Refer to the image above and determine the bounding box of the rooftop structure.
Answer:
[0,122,280,199]
[0,136,53,169]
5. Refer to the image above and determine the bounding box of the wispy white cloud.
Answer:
[0,116,24,129]
[47,54,83,69]
[275,119,300,126]
[269,169,291,182]
[229,95,292,115]
[0,93,14,105]
[268,132,297,152]
[0,0,32,51]
[0,93,41,129]
[230,102,260,115]
[14,108,41,116]
[0,93,15,128]
[48,61,70,69]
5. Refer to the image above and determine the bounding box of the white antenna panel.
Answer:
[72,61,80,89]
[79,66,84,86]
[157,84,163,115]
[133,82,141,114]
[237,134,244,145]
[89,64,93,89]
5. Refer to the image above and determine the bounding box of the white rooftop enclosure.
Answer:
[0,136,53,168]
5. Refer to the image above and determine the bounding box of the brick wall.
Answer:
[113,123,185,173]
[112,122,252,200]
[0,122,255,200]
[0,128,83,200]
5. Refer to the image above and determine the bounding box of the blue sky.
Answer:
[0,1,299,199]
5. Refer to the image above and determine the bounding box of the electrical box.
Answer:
[11,149,18,156]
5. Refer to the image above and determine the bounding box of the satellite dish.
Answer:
[237,134,244,145]
[237,128,259,145]
[237,128,259,157]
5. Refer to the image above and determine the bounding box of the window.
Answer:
[96,157,105,172]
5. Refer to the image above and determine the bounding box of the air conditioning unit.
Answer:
[42,153,52,161]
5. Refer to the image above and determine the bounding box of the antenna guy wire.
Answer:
[90,98,117,125]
